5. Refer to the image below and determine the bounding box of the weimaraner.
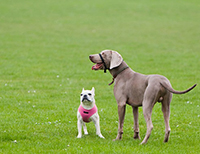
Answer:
[89,50,196,144]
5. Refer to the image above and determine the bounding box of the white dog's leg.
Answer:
[77,119,82,138]
[92,114,105,139]
[83,122,88,135]
[77,111,84,138]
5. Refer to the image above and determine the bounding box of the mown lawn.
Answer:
[0,0,199,153]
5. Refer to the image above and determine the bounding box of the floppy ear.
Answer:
[91,87,95,95]
[110,51,123,69]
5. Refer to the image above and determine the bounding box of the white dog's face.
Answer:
[80,87,95,105]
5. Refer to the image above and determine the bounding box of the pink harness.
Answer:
[78,104,97,123]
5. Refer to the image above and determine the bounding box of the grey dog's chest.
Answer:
[114,73,148,106]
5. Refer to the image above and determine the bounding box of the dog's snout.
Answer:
[89,55,93,60]
[82,94,89,102]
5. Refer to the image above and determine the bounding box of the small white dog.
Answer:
[77,87,105,139]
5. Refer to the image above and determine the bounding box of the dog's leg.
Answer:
[140,86,158,144]
[83,122,88,135]
[77,119,83,138]
[132,106,140,139]
[113,103,126,141]
[141,102,154,144]
[162,93,172,142]
[92,114,105,138]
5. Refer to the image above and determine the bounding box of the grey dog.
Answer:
[89,50,196,144]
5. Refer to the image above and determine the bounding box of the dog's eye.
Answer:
[88,93,92,96]
[80,94,83,96]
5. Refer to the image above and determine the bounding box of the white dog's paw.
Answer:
[77,135,82,138]
[84,131,88,135]
[98,134,105,139]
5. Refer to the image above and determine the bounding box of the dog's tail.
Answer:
[160,82,197,94]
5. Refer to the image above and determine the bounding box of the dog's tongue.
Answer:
[92,63,102,70]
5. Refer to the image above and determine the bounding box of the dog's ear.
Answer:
[110,51,123,69]
[91,87,95,95]
[82,88,85,93]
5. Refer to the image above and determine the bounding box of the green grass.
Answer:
[0,0,199,153]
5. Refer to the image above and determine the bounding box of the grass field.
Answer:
[0,0,199,153]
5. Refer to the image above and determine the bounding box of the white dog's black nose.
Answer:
[82,95,89,101]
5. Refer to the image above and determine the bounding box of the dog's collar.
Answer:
[99,53,108,73]
[109,66,129,86]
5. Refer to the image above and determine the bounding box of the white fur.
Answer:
[77,87,105,139]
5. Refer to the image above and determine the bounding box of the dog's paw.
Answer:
[98,134,105,139]
[140,140,147,145]
[84,131,88,135]
[113,134,122,141]
[133,132,141,140]
[77,135,82,138]
[112,138,119,141]
[112,137,122,141]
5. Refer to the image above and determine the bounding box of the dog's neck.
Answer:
[109,61,129,78]
[81,101,95,110]
[108,61,129,85]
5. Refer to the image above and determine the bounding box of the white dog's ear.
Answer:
[91,87,95,95]
[110,51,123,69]
[82,88,85,93]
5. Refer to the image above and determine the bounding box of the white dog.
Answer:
[77,87,105,139]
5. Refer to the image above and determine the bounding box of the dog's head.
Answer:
[80,87,95,104]
[89,50,123,71]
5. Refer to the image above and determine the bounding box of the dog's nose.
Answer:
[89,55,93,60]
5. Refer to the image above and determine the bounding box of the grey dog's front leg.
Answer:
[132,107,140,139]
[114,103,126,141]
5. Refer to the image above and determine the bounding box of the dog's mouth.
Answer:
[92,63,103,70]
[82,97,90,102]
